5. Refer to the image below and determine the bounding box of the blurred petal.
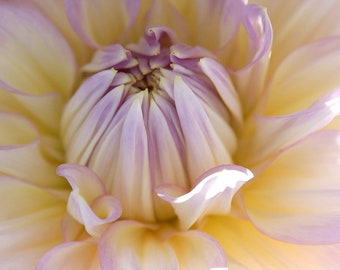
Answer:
[203,215,340,270]
[143,0,191,44]
[0,112,64,188]
[99,221,227,270]
[0,177,65,269]
[243,130,340,244]
[0,2,76,99]
[237,88,340,165]
[0,84,64,135]
[57,164,122,238]
[265,37,340,115]
[157,165,253,229]
[65,0,141,47]
[36,242,100,270]
[250,0,340,72]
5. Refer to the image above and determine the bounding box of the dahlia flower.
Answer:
[1,0,340,269]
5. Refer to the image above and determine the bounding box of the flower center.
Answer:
[61,27,242,223]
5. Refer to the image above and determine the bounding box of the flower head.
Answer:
[1,0,340,269]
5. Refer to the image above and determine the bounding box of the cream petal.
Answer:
[0,112,64,188]
[264,37,340,115]
[36,241,100,270]
[250,0,340,73]
[0,2,76,99]
[168,0,245,50]
[243,130,340,244]
[157,165,253,230]
[0,82,64,135]
[202,215,340,270]
[57,164,122,238]
[237,88,340,166]
[143,0,191,44]
[0,177,65,269]
[98,221,227,270]
[65,0,141,47]
[21,0,92,65]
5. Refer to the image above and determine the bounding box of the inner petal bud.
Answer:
[61,27,241,223]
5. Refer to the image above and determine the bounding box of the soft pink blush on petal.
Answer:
[98,220,227,270]
[236,88,340,166]
[222,3,273,114]
[243,130,340,244]
[36,241,100,270]
[157,164,253,230]
[203,215,340,270]
[57,164,122,238]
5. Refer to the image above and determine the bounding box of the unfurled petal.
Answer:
[0,112,65,188]
[157,165,253,229]
[265,37,340,115]
[0,84,64,136]
[0,177,65,269]
[0,2,76,99]
[243,130,340,244]
[250,0,340,72]
[36,242,100,270]
[98,221,227,270]
[57,164,122,238]
[237,88,340,166]
[65,0,141,47]
[203,215,340,269]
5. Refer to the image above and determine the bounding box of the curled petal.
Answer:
[157,165,253,229]
[221,3,272,114]
[237,88,340,166]
[98,221,227,270]
[57,164,122,238]
[65,0,141,47]
[36,241,100,270]
[251,0,340,72]
[243,130,340,244]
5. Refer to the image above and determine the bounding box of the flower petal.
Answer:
[0,112,64,188]
[36,241,100,270]
[98,221,227,270]
[203,215,340,269]
[250,0,340,72]
[243,130,340,244]
[237,88,340,166]
[0,2,76,99]
[57,164,122,238]
[173,76,233,181]
[224,3,273,114]
[264,37,340,115]
[65,0,141,47]
[0,177,65,269]
[157,165,253,229]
